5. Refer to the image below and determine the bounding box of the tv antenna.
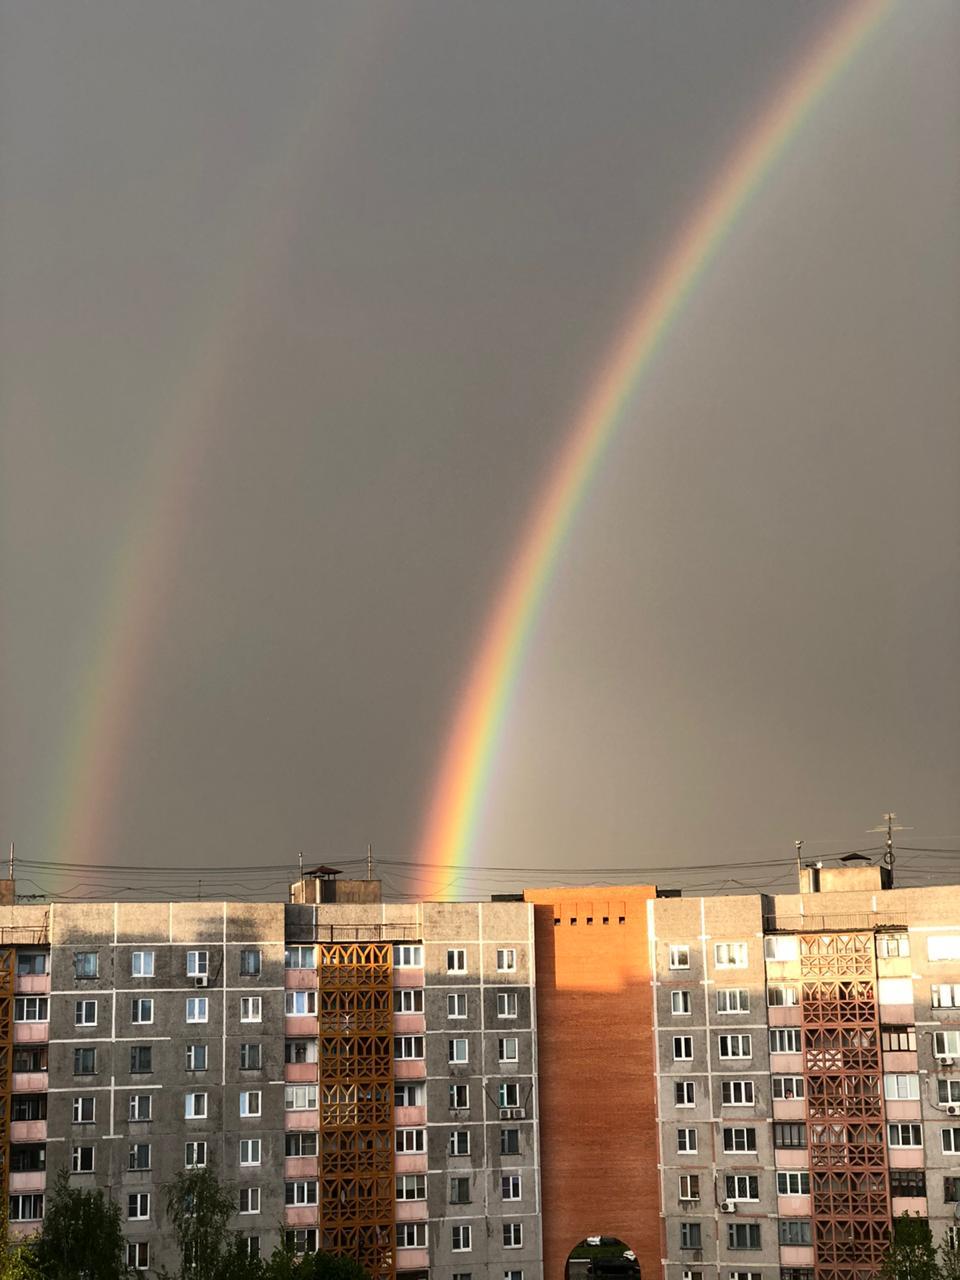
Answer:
[867,812,912,883]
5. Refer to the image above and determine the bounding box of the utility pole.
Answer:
[867,812,912,886]
[795,840,804,893]
[7,841,13,881]
[366,843,373,881]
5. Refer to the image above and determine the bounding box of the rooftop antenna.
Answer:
[8,841,13,882]
[795,840,804,892]
[366,843,373,881]
[298,851,304,884]
[867,812,912,885]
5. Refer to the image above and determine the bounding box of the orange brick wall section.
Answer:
[524,886,662,1280]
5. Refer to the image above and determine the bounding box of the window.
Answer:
[889,1169,926,1197]
[240,949,262,976]
[887,1123,922,1148]
[186,950,209,977]
[394,988,423,1013]
[285,1039,318,1064]
[714,942,748,968]
[396,1175,426,1201]
[881,1025,917,1052]
[501,1175,521,1200]
[394,1036,424,1060]
[884,1073,920,1100]
[239,1139,261,1166]
[185,1141,207,1168]
[450,1083,469,1110]
[16,952,47,976]
[284,945,316,969]
[764,935,799,962]
[72,1096,95,1124]
[126,1243,149,1272]
[130,1046,152,1073]
[285,1229,318,1256]
[928,935,960,961]
[127,1193,150,1220]
[672,990,692,1015]
[285,990,317,1016]
[284,1085,318,1111]
[774,1123,807,1148]
[877,932,910,957]
[680,1223,702,1250]
[131,951,155,977]
[448,993,468,1018]
[778,1221,812,1246]
[12,1095,46,1122]
[945,1176,960,1203]
[397,1129,426,1153]
[71,1145,95,1173]
[772,1075,805,1100]
[128,1143,151,1170]
[10,1146,45,1173]
[14,1046,47,1073]
[499,1037,519,1063]
[725,1175,759,1201]
[498,991,518,1018]
[186,997,208,1023]
[75,1000,97,1026]
[9,1195,43,1222]
[932,984,960,1008]
[504,1272,524,1280]
[241,996,262,1022]
[498,1082,520,1107]
[678,1174,700,1201]
[185,1092,207,1119]
[677,1128,697,1154]
[397,1224,427,1249]
[497,948,517,972]
[767,984,798,1006]
[129,1094,151,1122]
[935,1031,960,1058]
[74,1047,97,1075]
[240,1091,261,1118]
[500,1128,520,1155]
[723,1127,757,1153]
[673,1036,693,1061]
[285,1132,318,1158]
[942,1128,960,1154]
[450,1176,471,1204]
[131,998,153,1025]
[770,1028,802,1053]
[503,1224,523,1248]
[718,1034,752,1059]
[675,1081,695,1107]
[447,949,467,973]
[448,1130,470,1156]
[240,1043,261,1071]
[452,1225,472,1252]
[669,944,691,969]
[186,1044,207,1071]
[721,1080,755,1106]
[239,1187,261,1214]
[939,1079,960,1104]
[727,1223,761,1250]
[393,944,423,968]
[777,1171,810,1195]
[14,997,49,1022]
[284,1181,318,1206]
[717,988,749,1014]
[74,952,98,979]
[394,1083,423,1107]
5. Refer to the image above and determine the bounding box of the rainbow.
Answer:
[416,0,892,899]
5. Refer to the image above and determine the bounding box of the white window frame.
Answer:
[716,988,749,1014]
[284,990,317,1016]
[449,1038,469,1064]
[678,1174,700,1201]
[239,1138,262,1166]
[75,1000,97,1027]
[883,1073,920,1100]
[186,1043,208,1071]
[448,993,468,1019]
[127,1192,150,1220]
[498,1036,519,1063]
[776,1171,810,1196]
[131,951,155,977]
[129,1094,152,1122]
[677,1127,697,1154]
[394,988,423,1014]
[725,1174,759,1202]
[887,1123,922,1148]
[284,945,316,970]
[396,1128,426,1153]
[672,990,692,1016]
[240,996,262,1023]
[721,1079,755,1106]
[497,991,518,1018]
[714,942,748,968]
[186,950,209,977]
[673,1036,693,1061]
[772,1075,804,1100]
[71,1144,95,1174]
[770,1028,802,1054]
[185,1140,207,1168]
[496,948,517,972]
[240,1091,261,1118]
[501,1174,522,1201]
[393,944,423,968]
[397,1223,427,1249]
[447,949,467,973]
[14,996,49,1023]
[284,1085,318,1111]
[675,1080,695,1108]
[239,1187,261,1215]
[451,1225,472,1252]
[669,944,691,970]
[185,997,208,1024]
[131,998,154,1025]
[184,1092,207,1119]
[718,1034,752,1060]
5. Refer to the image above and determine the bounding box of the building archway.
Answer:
[565,1235,640,1280]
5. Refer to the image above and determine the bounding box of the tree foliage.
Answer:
[881,1215,942,1280]
[32,1169,129,1280]
[164,1165,236,1280]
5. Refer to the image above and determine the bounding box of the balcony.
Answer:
[763,911,909,934]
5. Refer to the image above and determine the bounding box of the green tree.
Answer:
[939,1240,960,1280]
[0,1202,41,1280]
[881,1214,940,1280]
[310,1252,373,1280]
[164,1165,235,1279]
[33,1169,128,1280]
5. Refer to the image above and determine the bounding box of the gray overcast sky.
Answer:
[1,1,957,901]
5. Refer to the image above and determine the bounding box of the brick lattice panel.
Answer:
[800,933,892,1280]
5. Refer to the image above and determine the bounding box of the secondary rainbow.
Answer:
[416,0,892,899]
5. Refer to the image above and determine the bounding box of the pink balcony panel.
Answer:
[9,1172,45,1194]
[774,1149,809,1169]
[884,1051,919,1073]
[394,1060,426,1081]
[395,1200,428,1222]
[768,1007,802,1026]
[892,1196,928,1217]
[10,1121,46,1143]
[285,1016,318,1038]
[285,969,317,990]
[396,1249,429,1273]
[879,1003,915,1025]
[394,1106,426,1127]
[284,1063,318,1084]
[284,1206,318,1228]
[9,1223,40,1241]
[285,1157,318,1180]
[780,1248,815,1268]
[14,976,49,995]
[768,1053,804,1074]
[772,1100,805,1121]
[777,1195,812,1216]
[12,1073,48,1093]
[13,1023,48,1044]
[393,969,424,989]
[885,1100,922,1121]
[285,1110,319,1131]
[394,1153,427,1175]
[889,1148,924,1167]
[393,1014,426,1035]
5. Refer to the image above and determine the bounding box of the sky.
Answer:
[0,0,957,903]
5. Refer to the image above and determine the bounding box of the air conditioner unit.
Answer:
[509,1107,525,1120]
[937,1056,955,1066]
[194,975,208,988]
[719,1201,735,1214]
[499,1108,512,1120]
[948,1105,960,1116]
